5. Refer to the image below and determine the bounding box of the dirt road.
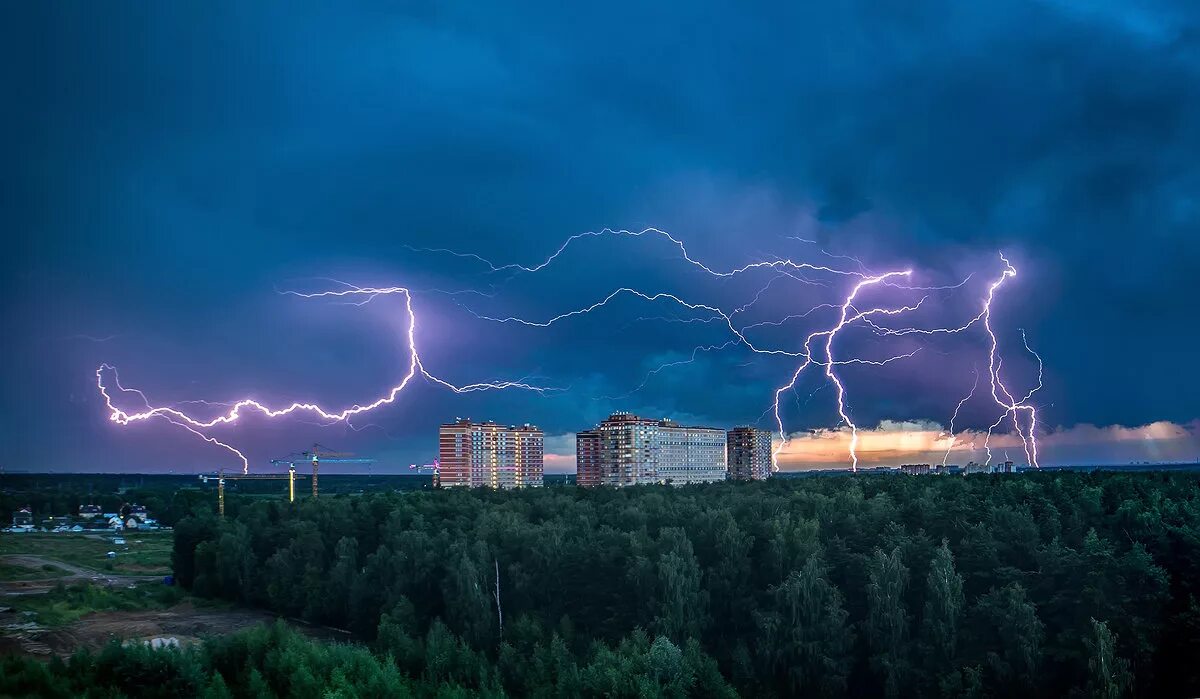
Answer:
[0,554,162,595]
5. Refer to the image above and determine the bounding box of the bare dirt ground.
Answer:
[0,601,351,659]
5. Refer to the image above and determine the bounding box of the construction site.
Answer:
[194,444,441,517]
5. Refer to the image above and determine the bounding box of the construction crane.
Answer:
[199,444,375,517]
[270,443,375,499]
[199,471,308,518]
[409,459,441,488]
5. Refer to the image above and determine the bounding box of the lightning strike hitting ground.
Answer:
[942,369,980,467]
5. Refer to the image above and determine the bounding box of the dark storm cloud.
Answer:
[3,1,1198,471]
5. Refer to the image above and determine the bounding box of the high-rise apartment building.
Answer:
[438,418,544,488]
[575,429,602,487]
[599,412,665,486]
[726,427,774,480]
[579,412,727,486]
[657,420,728,483]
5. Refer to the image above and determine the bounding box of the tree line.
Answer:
[149,471,1200,696]
[0,621,732,698]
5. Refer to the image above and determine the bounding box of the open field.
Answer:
[0,532,172,576]
[1,580,186,628]
[0,561,70,582]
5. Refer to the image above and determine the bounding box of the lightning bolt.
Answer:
[378,239,1038,472]
[942,368,979,467]
[97,368,250,472]
[408,227,866,278]
[769,271,917,471]
[97,286,556,474]
[98,227,1044,478]
[597,340,739,401]
[980,255,1041,468]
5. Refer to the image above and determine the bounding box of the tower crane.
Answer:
[409,458,441,488]
[199,471,307,518]
[270,443,375,499]
[200,444,375,517]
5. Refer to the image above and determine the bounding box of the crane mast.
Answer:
[202,443,375,516]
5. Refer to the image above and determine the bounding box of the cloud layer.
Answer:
[3,2,1198,471]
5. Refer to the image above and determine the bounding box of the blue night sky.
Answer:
[3,1,1199,473]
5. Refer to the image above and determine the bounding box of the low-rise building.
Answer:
[11,507,33,530]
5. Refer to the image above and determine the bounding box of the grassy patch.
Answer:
[6,581,186,627]
[0,561,70,581]
[0,533,172,575]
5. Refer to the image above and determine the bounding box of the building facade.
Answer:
[438,419,544,489]
[575,429,602,487]
[657,420,728,483]
[726,427,774,481]
[580,412,728,486]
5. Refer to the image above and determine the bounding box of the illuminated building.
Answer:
[657,419,727,483]
[575,429,602,487]
[587,412,727,486]
[900,463,932,475]
[438,418,544,489]
[726,427,773,481]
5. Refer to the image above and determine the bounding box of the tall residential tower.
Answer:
[438,419,544,488]
[577,412,727,486]
[726,427,774,481]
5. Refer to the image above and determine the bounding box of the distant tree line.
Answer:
[0,475,210,527]
[145,472,1200,697]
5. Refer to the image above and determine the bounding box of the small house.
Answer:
[11,507,33,530]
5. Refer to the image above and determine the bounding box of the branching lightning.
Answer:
[942,368,979,467]
[97,228,1044,475]
[97,286,556,474]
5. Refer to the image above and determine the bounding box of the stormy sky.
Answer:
[4,1,1199,473]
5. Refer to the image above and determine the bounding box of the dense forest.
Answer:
[0,620,731,698]
[155,472,1200,697]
